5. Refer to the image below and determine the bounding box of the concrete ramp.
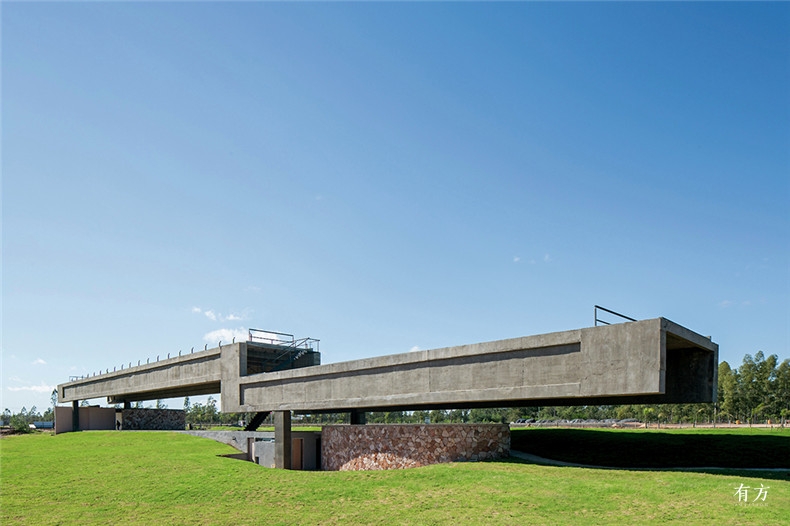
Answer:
[59,318,717,412]
[231,318,717,413]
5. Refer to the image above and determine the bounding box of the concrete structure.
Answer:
[251,431,321,470]
[54,406,185,434]
[59,339,319,407]
[58,318,717,467]
[232,319,717,412]
[54,405,115,434]
[59,319,717,411]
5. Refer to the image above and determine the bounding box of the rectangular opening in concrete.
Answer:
[244,342,321,375]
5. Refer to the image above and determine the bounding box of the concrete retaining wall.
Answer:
[180,430,272,454]
[321,424,509,471]
[252,432,321,470]
[54,406,116,434]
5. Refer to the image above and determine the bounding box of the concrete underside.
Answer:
[59,318,718,412]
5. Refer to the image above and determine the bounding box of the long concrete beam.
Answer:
[59,348,223,404]
[59,318,718,411]
[228,318,717,413]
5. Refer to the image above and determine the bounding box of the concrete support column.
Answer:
[72,400,80,432]
[350,410,366,425]
[124,401,131,409]
[274,411,291,469]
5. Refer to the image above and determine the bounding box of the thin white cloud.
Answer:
[7,384,55,393]
[513,256,521,263]
[543,253,552,263]
[32,358,47,365]
[203,327,248,344]
[409,346,421,353]
[718,300,736,308]
[8,376,23,383]
[193,306,246,322]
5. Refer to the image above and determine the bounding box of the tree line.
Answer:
[4,351,788,430]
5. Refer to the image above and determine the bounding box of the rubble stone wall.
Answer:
[121,409,185,431]
[322,424,509,471]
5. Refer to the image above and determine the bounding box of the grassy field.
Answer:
[1,429,788,525]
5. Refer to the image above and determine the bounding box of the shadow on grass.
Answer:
[219,452,248,461]
[504,455,790,482]
[510,428,790,480]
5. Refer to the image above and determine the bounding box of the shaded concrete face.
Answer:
[58,318,717,412]
[58,342,319,406]
[59,348,223,404]
[54,406,116,434]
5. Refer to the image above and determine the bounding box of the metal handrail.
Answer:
[594,305,637,326]
[248,329,295,346]
[66,329,319,383]
[248,329,318,352]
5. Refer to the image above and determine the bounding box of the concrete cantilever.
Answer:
[59,318,718,412]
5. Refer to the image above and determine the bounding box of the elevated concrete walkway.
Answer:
[58,318,717,469]
[59,318,717,412]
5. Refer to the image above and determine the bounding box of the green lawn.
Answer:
[1,430,788,525]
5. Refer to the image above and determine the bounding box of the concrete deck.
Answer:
[59,318,717,411]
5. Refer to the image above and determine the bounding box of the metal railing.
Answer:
[66,328,317,383]
[594,305,637,326]
[248,329,319,353]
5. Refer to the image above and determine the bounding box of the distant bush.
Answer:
[10,414,33,433]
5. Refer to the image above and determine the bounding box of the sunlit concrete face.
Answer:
[59,318,717,412]
[231,318,717,412]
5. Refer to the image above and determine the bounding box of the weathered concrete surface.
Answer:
[180,430,274,454]
[59,348,223,404]
[235,318,717,412]
[59,318,717,412]
[54,405,116,434]
[58,341,318,406]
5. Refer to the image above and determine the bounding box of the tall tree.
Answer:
[718,361,737,422]
[774,359,790,425]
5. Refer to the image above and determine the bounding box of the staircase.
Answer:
[244,411,271,431]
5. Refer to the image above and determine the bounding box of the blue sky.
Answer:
[2,2,788,413]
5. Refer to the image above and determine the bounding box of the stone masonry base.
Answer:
[321,424,510,471]
[121,408,185,431]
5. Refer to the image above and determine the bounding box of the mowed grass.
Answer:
[0,431,787,525]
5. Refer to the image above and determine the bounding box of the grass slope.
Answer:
[0,431,787,525]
